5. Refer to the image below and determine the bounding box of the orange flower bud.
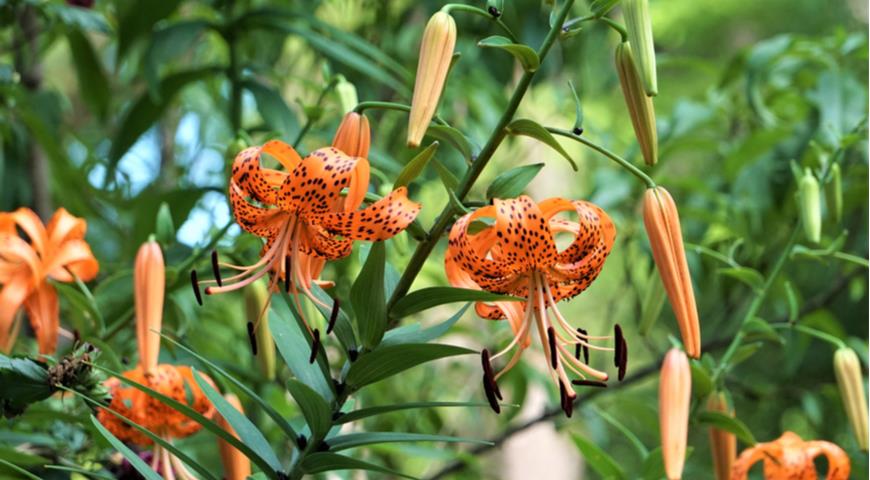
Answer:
[660,348,691,480]
[331,112,371,159]
[134,241,164,374]
[217,393,252,480]
[707,392,736,480]
[834,347,868,450]
[616,42,658,166]
[643,187,700,358]
[407,11,456,147]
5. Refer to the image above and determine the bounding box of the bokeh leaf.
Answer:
[345,343,475,388]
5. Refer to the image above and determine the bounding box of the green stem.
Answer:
[599,17,628,42]
[547,127,656,188]
[440,4,519,43]
[352,101,448,126]
[771,323,847,349]
[293,78,338,148]
[387,0,577,313]
[712,224,801,384]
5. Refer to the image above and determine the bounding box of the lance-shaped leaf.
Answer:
[300,453,417,479]
[478,36,540,72]
[328,432,492,451]
[143,20,211,99]
[506,119,577,170]
[590,0,622,17]
[424,125,476,163]
[390,287,522,319]
[697,411,757,445]
[286,379,332,441]
[351,241,387,349]
[309,282,358,352]
[270,297,335,402]
[335,400,490,424]
[116,0,183,60]
[486,163,545,199]
[571,433,627,479]
[245,79,300,140]
[568,80,584,132]
[67,30,110,120]
[91,417,162,480]
[394,141,439,188]
[382,304,469,346]
[345,343,475,388]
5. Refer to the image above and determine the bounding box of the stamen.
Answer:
[572,379,607,388]
[547,327,558,369]
[578,328,590,363]
[190,270,203,305]
[327,299,340,334]
[617,330,628,381]
[482,374,501,414]
[480,349,503,399]
[247,321,258,356]
[348,348,358,361]
[309,329,320,364]
[297,435,308,450]
[284,255,292,293]
[211,250,222,287]
[559,380,574,417]
[614,324,624,368]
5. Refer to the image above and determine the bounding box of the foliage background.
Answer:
[0,0,868,478]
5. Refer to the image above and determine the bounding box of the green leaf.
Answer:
[47,4,111,33]
[595,407,649,459]
[432,157,461,191]
[589,0,622,17]
[730,341,764,367]
[345,343,475,388]
[54,282,102,336]
[742,318,784,344]
[328,432,492,451]
[486,163,545,199]
[390,287,522,319]
[285,379,332,440]
[382,304,469,347]
[116,0,183,59]
[640,446,665,480]
[639,274,666,336]
[425,125,477,162]
[351,241,387,349]
[191,370,283,472]
[143,20,211,99]
[477,36,541,72]
[0,459,42,480]
[0,354,50,417]
[245,79,300,140]
[697,411,757,445]
[718,267,765,293]
[109,67,219,170]
[690,360,713,399]
[394,141,439,188]
[90,417,162,480]
[335,400,490,424]
[67,30,110,120]
[570,433,626,479]
[300,453,417,479]
[159,334,298,440]
[506,119,577,170]
[270,297,335,402]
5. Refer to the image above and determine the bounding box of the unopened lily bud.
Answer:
[834,347,868,450]
[828,163,843,224]
[616,42,658,166]
[155,202,175,246]
[245,282,275,381]
[623,0,657,96]
[659,349,691,480]
[407,11,456,147]
[332,112,371,159]
[799,168,821,244]
[642,187,700,358]
[335,75,358,114]
[134,241,164,374]
[216,393,252,480]
[706,392,736,480]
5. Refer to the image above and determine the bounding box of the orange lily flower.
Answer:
[731,431,850,480]
[216,393,252,480]
[445,196,623,416]
[98,241,216,479]
[194,119,421,354]
[0,207,98,354]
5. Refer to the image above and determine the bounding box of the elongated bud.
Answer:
[706,392,736,480]
[134,241,164,374]
[332,112,371,159]
[615,42,657,166]
[216,393,253,480]
[642,187,700,358]
[407,11,456,147]
[799,168,821,244]
[827,163,843,224]
[335,75,358,114]
[659,349,691,480]
[623,0,657,96]
[155,202,175,245]
[834,347,868,450]
[244,282,275,381]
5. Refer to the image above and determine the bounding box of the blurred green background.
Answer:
[0,0,867,478]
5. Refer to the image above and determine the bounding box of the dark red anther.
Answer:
[284,256,292,293]
[247,321,258,356]
[559,380,574,417]
[547,327,558,369]
[211,250,222,287]
[296,435,308,450]
[190,270,203,306]
[482,374,501,414]
[614,324,624,368]
[327,299,340,334]
[572,379,607,388]
[348,348,358,362]
[618,333,628,381]
[480,349,502,400]
[309,329,320,364]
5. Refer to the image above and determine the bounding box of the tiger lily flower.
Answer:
[216,393,252,480]
[0,208,98,354]
[194,119,420,355]
[445,196,623,416]
[731,431,850,480]
[98,241,216,480]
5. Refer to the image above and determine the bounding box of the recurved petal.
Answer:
[262,139,303,172]
[46,208,87,249]
[23,281,59,355]
[278,147,360,214]
[804,440,851,479]
[97,377,153,446]
[312,186,420,243]
[493,197,559,271]
[229,182,287,238]
[4,208,48,255]
[46,239,99,282]
[0,233,43,280]
[446,206,525,292]
[231,146,286,205]
[0,274,32,352]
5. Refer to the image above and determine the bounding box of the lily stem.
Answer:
[547,127,656,188]
[440,4,520,43]
[352,101,449,126]
[770,323,847,349]
[387,0,577,314]
[293,78,338,148]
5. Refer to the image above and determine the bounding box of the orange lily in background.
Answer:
[707,391,737,480]
[446,196,623,416]
[195,117,421,353]
[216,393,252,480]
[98,241,217,479]
[0,207,98,354]
[731,431,850,480]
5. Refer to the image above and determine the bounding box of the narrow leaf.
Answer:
[506,119,577,170]
[486,163,545,199]
[381,304,469,347]
[270,297,334,402]
[90,417,162,480]
[425,125,476,162]
[143,20,211,99]
[350,241,387,349]
[245,79,300,140]
[67,30,110,119]
[345,343,475,388]
[570,433,627,479]
[336,400,490,424]
[300,453,417,479]
[697,411,757,445]
[477,36,541,71]
[394,141,439,188]
[328,432,492,451]
[718,267,765,293]
[285,379,332,440]
[390,287,521,319]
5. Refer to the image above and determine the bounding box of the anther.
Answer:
[576,328,590,363]
[284,256,292,293]
[309,329,320,364]
[618,334,628,381]
[348,348,358,362]
[547,327,558,369]
[247,321,258,356]
[482,374,501,414]
[559,380,574,417]
[572,379,607,388]
[327,299,340,334]
[333,379,345,396]
[480,349,502,399]
[211,250,222,287]
[296,435,308,450]
[613,324,624,368]
[190,270,203,306]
